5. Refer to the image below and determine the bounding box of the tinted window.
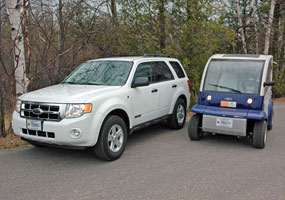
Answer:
[169,61,185,78]
[152,62,174,82]
[133,62,154,83]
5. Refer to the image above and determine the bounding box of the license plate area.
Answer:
[216,118,233,128]
[26,119,42,131]
[220,100,237,108]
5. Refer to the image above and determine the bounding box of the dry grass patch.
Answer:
[274,97,285,103]
[0,134,28,151]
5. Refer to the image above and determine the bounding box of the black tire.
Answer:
[268,110,274,131]
[253,120,267,149]
[188,114,203,140]
[167,98,186,129]
[94,115,127,161]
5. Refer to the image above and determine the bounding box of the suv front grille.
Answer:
[22,128,55,138]
[20,102,62,121]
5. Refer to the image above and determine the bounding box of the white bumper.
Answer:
[12,111,103,147]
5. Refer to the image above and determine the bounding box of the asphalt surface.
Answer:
[1,103,285,200]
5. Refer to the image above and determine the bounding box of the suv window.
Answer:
[169,61,185,78]
[133,62,154,83]
[152,61,174,82]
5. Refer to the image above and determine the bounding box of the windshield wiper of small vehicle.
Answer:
[208,83,242,94]
[62,81,78,84]
[63,82,102,85]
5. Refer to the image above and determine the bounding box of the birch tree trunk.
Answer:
[58,0,65,82]
[235,0,247,54]
[6,0,28,95]
[264,0,276,55]
[252,0,259,54]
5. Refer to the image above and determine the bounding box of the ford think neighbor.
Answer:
[188,54,274,148]
[12,54,191,161]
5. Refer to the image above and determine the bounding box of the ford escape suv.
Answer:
[12,54,191,160]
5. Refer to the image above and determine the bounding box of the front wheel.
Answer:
[188,114,203,140]
[167,98,186,129]
[253,120,267,149]
[94,115,127,161]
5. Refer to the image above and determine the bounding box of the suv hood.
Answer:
[19,84,121,103]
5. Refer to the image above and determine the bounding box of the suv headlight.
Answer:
[15,100,21,113]
[65,104,92,118]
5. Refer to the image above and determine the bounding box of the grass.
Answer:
[0,97,284,151]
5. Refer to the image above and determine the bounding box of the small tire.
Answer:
[94,115,127,161]
[188,114,203,140]
[268,110,274,131]
[253,120,267,149]
[167,98,186,129]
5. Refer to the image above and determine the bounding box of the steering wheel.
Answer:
[242,80,259,93]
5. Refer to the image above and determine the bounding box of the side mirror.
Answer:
[132,77,149,88]
[263,81,275,87]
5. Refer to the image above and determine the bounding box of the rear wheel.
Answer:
[253,120,267,149]
[188,114,203,140]
[94,115,127,161]
[167,98,186,129]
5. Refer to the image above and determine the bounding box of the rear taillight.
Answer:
[187,80,191,93]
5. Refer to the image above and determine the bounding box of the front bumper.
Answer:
[202,115,247,136]
[12,111,98,147]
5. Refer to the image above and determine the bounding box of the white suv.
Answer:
[12,54,190,160]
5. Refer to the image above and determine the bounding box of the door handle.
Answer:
[172,84,177,88]
[151,89,158,93]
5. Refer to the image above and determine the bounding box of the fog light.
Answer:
[247,98,253,104]
[206,95,212,101]
[70,128,82,139]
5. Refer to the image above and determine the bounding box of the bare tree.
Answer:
[57,0,65,81]
[264,0,276,55]
[252,0,259,54]
[110,0,117,24]
[158,0,166,50]
[235,0,247,54]
[6,0,28,95]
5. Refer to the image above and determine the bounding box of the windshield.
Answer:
[203,59,265,95]
[63,60,133,86]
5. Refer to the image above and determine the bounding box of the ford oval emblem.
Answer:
[224,97,233,101]
[32,108,44,115]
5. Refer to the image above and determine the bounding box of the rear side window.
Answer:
[152,62,174,82]
[169,61,185,78]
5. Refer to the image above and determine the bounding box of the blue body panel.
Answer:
[267,101,274,125]
[193,91,266,120]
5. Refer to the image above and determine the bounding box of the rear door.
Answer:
[151,61,176,116]
[130,62,160,126]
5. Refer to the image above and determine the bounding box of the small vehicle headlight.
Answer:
[65,104,92,118]
[206,95,212,101]
[15,100,21,113]
[247,98,253,104]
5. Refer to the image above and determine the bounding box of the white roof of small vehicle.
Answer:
[210,54,272,61]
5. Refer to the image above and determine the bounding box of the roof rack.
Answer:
[106,55,138,57]
[222,54,260,58]
[143,53,171,58]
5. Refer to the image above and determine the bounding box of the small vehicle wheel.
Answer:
[94,115,127,161]
[253,120,267,149]
[268,110,274,131]
[167,98,186,129]
[188,114,203,140]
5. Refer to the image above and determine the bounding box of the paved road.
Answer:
[1,103,285,200]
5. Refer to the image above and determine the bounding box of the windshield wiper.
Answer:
[208,83,242,94]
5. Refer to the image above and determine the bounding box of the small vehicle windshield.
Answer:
[203,59,264,95]
[63,60,133,86]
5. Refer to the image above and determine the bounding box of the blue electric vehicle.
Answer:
[188,54,275,148]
